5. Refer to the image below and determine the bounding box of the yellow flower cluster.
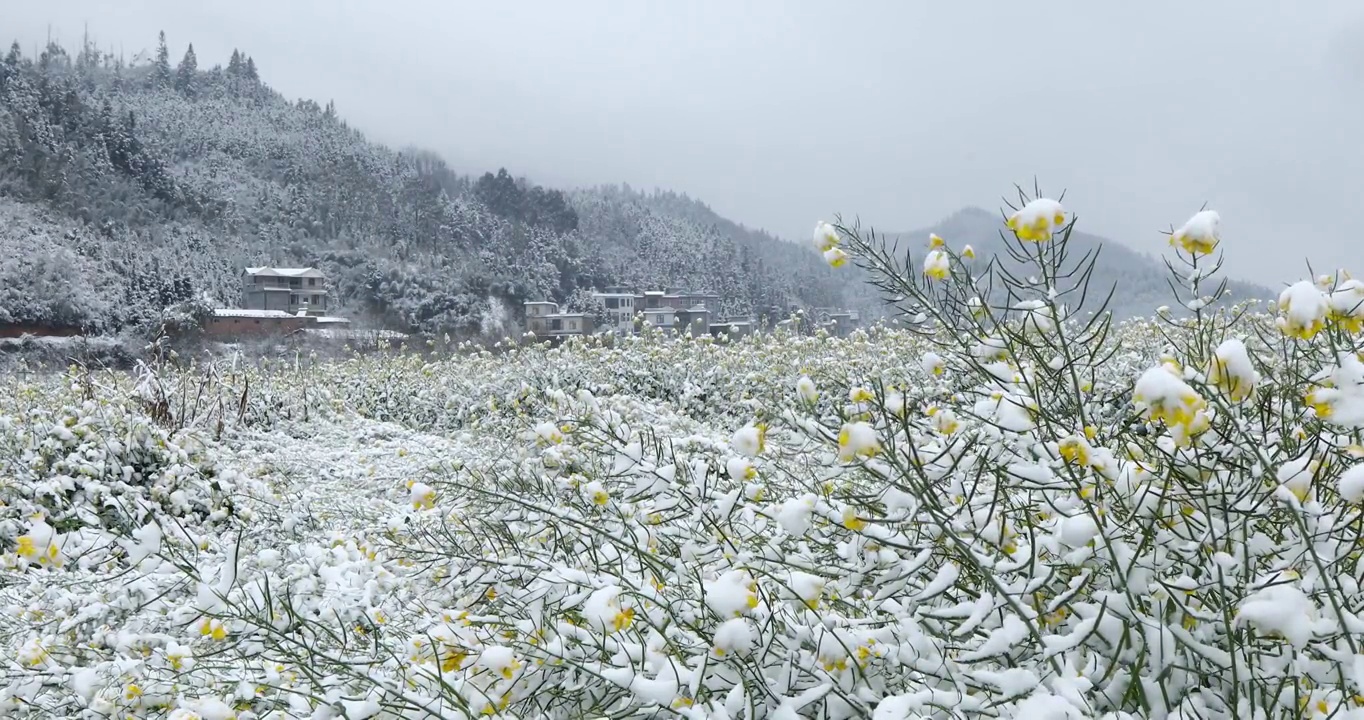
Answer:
[1006,198,1066,242]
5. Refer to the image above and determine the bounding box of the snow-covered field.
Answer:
[6,201,1364,719]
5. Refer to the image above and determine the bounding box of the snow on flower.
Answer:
[1133,362,1208,444]
[704,570,760,617]
[534,421,564,444]
[1329,277,1364,333]
[731,424,767,457]
[477,645,522,679]
[1340,463,1364,503]
[921,352,945,376]
[1276,453,1319,503]
[812,221,840,252]
[824,247,849,268]
[1277,280,1330,340]
[837,421,880,461]
[1304,352,1364,426]
[1169,209,1221,255]
[1235,584,1319,648]
[787,570,826,608]
[923,249,951,280]
[927,405,959,435]
[1006,198,1066,242]
[1056,513,1099,548]
[582,585,635,634]
[711,618,753,657]
[13,516,62,569]
[962,244,977,259]
[1015,299,1057,334]
[775,495,817,535]
[1206,338,1257,402]
[726,457,757,480]
[409,481,436,509]
[795,375,818,403]
[1057,435,1092,467]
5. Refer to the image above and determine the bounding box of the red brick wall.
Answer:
[204,316,311,337]
[0,323,82,338]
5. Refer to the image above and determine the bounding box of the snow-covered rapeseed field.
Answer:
[8,194,1364,719]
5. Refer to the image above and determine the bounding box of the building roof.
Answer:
[592,292,637,298]
[314,316,352,324]
[524,301,559,306]
[244,267,325,278]
[213,308,298,319]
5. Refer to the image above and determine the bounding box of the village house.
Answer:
[205,266,355,339]
[674,305,711,335]
[242,267,329,316]
[828,311,861,338]
[589,287,721,334]
[523,301,592,338]
[641,307,676,331]
[591,288,637,334]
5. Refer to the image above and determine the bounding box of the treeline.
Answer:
[0,32,872,336]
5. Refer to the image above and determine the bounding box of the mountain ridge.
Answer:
[878,205,1273,319]
[0,33,874,338]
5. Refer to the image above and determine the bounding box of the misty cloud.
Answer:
[7,0,1364,285]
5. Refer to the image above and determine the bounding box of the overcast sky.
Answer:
[8,0,1364,286]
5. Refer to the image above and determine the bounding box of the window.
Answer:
[312,294,321,305]
[308,278,317,287]
[551,319,562,331]
[605,298,618,309]
[290,294,300,304]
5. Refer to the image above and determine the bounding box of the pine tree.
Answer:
[151,31,171,88]
[174,43,197,94]
[244,56,258,82]
[227,49,242,76]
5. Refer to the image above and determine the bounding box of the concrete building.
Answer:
[674,305,711,336]
[591,291,638,334]
[242,267,328,316]
[641,307,676,331]
[524,301,592,338]
[829,311,861,338]
[662,290,720,310]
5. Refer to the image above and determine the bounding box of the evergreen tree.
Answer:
[151,31,171,88]
[227,49,242,76]
[174,43,197,95]
[244,56,258,82]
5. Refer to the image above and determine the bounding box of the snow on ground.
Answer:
[219,416,482,537]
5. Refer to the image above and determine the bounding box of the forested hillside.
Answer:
[0,33,870,337]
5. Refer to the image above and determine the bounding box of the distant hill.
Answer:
[0,34,870,338]
[880,207,1274,319]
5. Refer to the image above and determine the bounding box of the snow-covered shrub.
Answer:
[11,187,1364,719]
[0,370,245,543]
